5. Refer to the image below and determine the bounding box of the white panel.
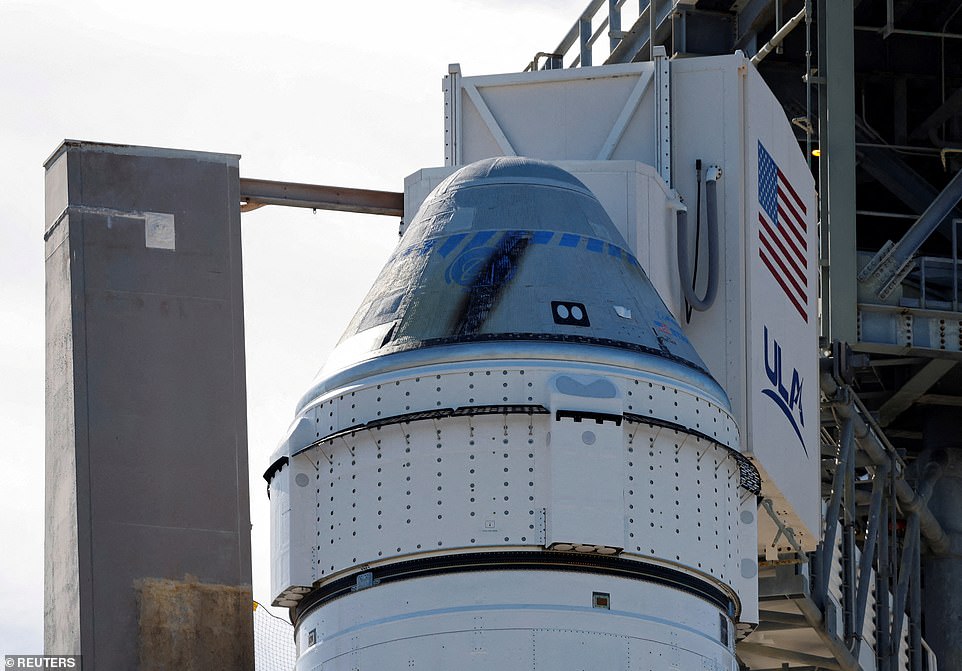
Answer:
[545,411,624,549]
[623,424,741,586]
[304,403,745,585]
[301,362,739,452]
[667,56,747,461]
[666,56,820,547]
[741,63,820,549]
[534,629,628,669]
[459,64,658,164]
[402,168,453,235]
[144,211,175,250]
[641,171,683,318]
[296,570,736,670]
[269,461,292,602]
[44,151,69,228]
[459,86,505,165]
[271,451,322,606]
[311,412,543,580]
[563,164,633,245]
[735,494,759,628]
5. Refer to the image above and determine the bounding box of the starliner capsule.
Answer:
[266,157,758,670]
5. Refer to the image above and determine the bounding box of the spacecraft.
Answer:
[266,157,760,669]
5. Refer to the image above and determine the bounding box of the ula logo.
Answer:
[762,325,807,455]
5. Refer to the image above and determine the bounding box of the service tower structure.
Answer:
[266,157,759,670]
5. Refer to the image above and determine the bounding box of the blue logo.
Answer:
[442,230,526,291]
[762,325,807,455]
[444,246,494,288]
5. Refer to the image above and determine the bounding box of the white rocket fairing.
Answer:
[266,157,759,670]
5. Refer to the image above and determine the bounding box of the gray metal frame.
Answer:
[526,2,962,669]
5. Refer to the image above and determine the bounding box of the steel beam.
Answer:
[857,305,962,356]
[820,372,959,557]
[852,461,888,660]
[542,0,606,68]
[757,610,812,628]
[733,0,777,50]
[819,416,854,607]
[752,619,811,632]
[671,8,734,56]
[891,513,918,660]
[239,178,404,217]
[910,86,962,143]
[856,121,962,250]
[605,0,673,64]
[917,393,962,406]
[860,167,962,299]
[580,17,593,67]
[878,359,957,427]
[842,414,858,647]
[737,641,842,670]
[820,0,858,344]
[877,493,891,671]
[891,459,942,662]
[790,595,862,671]
[855,147,948,217]
[608,0,621,53]
[757,562,861,671]
[910,529,922,671]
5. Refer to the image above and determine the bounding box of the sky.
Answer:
[0,0,588,653]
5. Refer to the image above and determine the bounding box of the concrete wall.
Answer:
[44,141,253,669]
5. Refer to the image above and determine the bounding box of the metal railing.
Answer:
[524,0,652,71]
[906,219,962,311]
[914,256,961,311]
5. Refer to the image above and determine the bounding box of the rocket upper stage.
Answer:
[301,157,717,410]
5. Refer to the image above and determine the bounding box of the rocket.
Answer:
[266,157,757,670]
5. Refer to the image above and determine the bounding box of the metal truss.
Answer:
[528,3,962,668]
[741,349,949,671]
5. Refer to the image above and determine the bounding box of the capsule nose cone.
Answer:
[327,157,708,376]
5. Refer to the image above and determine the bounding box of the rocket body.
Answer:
[267,158,756,670]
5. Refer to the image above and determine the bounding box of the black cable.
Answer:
[685,159,703,323]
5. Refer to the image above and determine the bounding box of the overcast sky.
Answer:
[0,0,592,654]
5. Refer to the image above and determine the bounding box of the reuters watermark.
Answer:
[3,657,81,669]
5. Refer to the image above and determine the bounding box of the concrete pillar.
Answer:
[921,409,962,670]
[44,141,253,670]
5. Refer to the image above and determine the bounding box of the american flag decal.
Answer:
[758,141,809,322]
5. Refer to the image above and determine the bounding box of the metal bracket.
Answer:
[351,571,380,592]
[444,63,463,166]
[761,498,803,554]
[653,45,671,186]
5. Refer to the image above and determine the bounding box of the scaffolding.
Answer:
[523,2,962,669]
